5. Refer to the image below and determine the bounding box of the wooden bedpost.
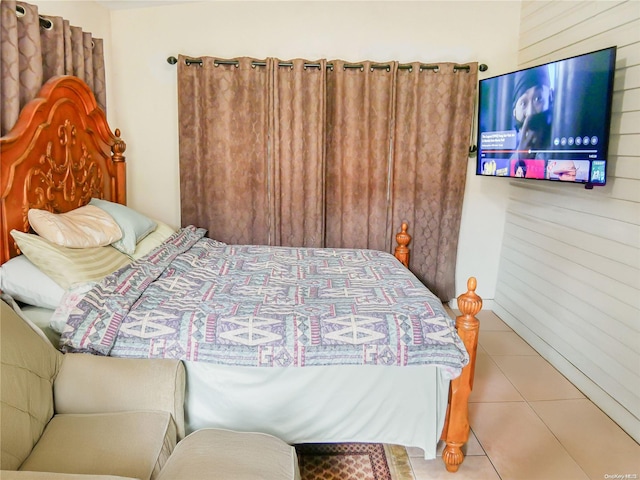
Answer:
[394,222,411,267]
[112,128,127,205]
[441,277,482,472]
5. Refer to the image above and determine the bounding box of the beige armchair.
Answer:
[0,299,186,480]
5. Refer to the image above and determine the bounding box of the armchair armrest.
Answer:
[53,353,186,439]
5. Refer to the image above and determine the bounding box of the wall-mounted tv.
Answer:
[476,46,616,188]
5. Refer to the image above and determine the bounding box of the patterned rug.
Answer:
[296,443,415,480]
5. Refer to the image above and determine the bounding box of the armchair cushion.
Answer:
[156,428,301,480]
[54,353,186,439]
[19,411,176,480]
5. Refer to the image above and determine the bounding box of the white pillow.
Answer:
[89,198,157,255]
[28,205,122,248]
[0,255,65,309]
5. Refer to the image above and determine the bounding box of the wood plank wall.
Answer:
[492,0,640,442]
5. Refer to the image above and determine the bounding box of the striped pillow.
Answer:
[10,230,131,289]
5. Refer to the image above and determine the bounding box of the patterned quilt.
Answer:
[59,226,469,378]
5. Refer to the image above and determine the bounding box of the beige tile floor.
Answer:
[406,310,640,480]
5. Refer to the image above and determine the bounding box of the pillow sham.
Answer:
[28,205,122,248]
[89,198,157,255]
[0,255,65,309]
[10,230,131,289]
[131,221,177,260]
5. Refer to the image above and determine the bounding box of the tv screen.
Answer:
[476,46,616,188]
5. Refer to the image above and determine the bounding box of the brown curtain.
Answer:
[177,56,477,300]
[179,56,328,247]
[178,56,272,245]
[391,63,478,300]
[325,61,397,252]
[0,0,106,136]
[271,58,326,247]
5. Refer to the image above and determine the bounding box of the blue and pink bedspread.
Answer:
[59,226,469,377]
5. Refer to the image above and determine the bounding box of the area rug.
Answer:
[296,443,415,480]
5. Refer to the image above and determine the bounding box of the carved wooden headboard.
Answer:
[0,75,127,264]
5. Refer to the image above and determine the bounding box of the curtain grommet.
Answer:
[40,17,53,30]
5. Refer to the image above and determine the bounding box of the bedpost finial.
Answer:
[458,277,482,318]
[112,135,126,160]
[467,276,477,292]
[395,222,411,248]
[394,222,411,268]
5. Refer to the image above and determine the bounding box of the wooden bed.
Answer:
[0,75,481,473]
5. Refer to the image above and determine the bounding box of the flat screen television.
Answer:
[476,46,617,188]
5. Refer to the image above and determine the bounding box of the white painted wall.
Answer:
[493,0,640,442]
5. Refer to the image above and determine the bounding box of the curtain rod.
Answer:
[167,56,488,72]
[15,5,53,30]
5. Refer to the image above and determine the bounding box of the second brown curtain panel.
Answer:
[177,56,477,300]
[1,0,106,136]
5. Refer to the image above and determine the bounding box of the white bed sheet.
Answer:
[185,362,450,459]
